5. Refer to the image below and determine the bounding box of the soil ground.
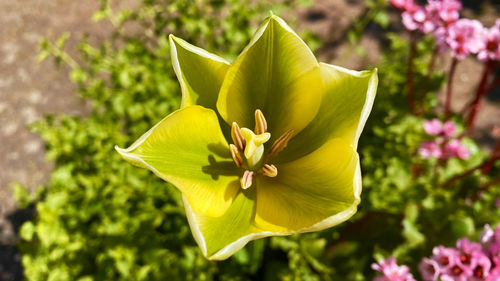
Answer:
[0,0,499,280]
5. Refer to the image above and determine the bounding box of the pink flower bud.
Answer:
[423,119,444,135]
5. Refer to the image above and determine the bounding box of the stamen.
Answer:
[267,129,294,159]
[240,170,254,189]
[261,164,278,177]
[231,122,245,151]
[230,144,243,167]
[254,109,267,134]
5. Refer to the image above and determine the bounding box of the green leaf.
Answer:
[20,221,36,241]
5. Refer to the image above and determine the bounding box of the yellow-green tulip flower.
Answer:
[116,14,378,260]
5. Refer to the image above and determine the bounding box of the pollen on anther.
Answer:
[240,170,254,189]
[261,164,278,177]
[230,144,243,167]
[231,122,245,151]
[267,129,294,159]
[254,109,267,134]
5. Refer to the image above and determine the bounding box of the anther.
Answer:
[231,122,246,151]
[240,170,254,189]
[230,144,243,167]
[261,164,278,177]
[267,129,294,159]
[254,109,267,134]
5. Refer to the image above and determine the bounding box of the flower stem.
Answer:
[472,177,500,201]
[481,138,500,174]
[444,58,458,121]
[426,45,438,77]
[443,152,500,187]
[466,60,495,135]
[407,34,417,114]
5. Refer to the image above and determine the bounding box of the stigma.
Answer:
[229,109,294,189]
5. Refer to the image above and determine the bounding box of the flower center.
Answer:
[451,265,463,276]
[229,109,294,189]
[474,266,484,278]
[487,40,498,52]
[240,128,270,169]
[459,253,470,264]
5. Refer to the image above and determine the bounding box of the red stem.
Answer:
[407,36,416,114]
[459,74,500,114]
[444,58,458,121]
[482,178,500,191]
[426,46,438,77]
[466,60,495,135]
[443,152,500,187]
[481,139,500,174]
[472,177,500,201]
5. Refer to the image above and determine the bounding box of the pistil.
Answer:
[240,128,270,169]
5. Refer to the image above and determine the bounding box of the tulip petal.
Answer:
[115,106,240,217]
[184,190,269,260]
[170,35,230,109]
[216,14,322,139]
[255,137,361,232]
[276,63,377,163]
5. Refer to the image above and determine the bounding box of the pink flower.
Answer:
[432,246,459,271]
[446,19,486,60]
[497,198,500,208]
[441,263,472,281]
[419,258,440,281]
[485,270,500,281]
[422,0,443,33]
[469,252,492,280]
[423,119,444,135]
[402,6,427,31]
[486,240,500,256]
[419,141,443,158]
[481,224,495,244]
[389,0,416,10]
[422,0,462,33]
[372,257,417,281]
[477,24,500,61]
[443,139,470,159]
[436,0,462,25]
[455,238,482,271]
[487,257,500,281]
[442,121,456,137]
[434,26,451,53]
[423,119,456,137]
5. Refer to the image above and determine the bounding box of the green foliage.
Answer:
[17,0,500,280]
